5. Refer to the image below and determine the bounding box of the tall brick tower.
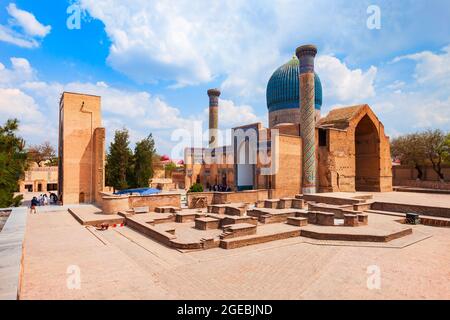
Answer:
[207,88,221,148]
[58,92,105,205]
[296,45,317,194]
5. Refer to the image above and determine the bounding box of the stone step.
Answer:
[219,229,301,249]
[286,217,308,227]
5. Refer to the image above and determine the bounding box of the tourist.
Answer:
[50,193,57,204]
[43,194,49,206]
[30,197,39,214]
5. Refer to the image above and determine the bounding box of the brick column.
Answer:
[296,45,317,194]
[207,88,221,148]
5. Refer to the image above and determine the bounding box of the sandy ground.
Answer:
[19,209,450,300]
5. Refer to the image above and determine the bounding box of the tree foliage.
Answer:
[189,183,204,193]
[164,161,177,178]
[133,134,156,187]
[106,129,133,191]
[391,129,450,180]
[0,119,28,207]
[28,141,56,167]
[422,129,449,181]
[105,129,157,191]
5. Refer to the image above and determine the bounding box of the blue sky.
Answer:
[0,0,449,156]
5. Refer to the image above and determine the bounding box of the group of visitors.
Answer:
[30,193,58,214]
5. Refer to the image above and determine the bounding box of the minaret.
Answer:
[207,88,221,148]
[296,44,317,194]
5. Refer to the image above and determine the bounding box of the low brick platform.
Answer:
[221,223,257,239]
[225,205,247,216]
[264,199,280,209]
[316,212,335,226]
[303,194,366,205]
[287,217,308,227]
[208,204,227,214]
[133,206,149,214]
[155,206,180,213]
[420,216,450,227]
[204,213,257,227]
[299,213,413,242]
[358,213,369,225]
[68,207,125,227]
[308,211,317,224]
[175,212,197,223]
[251,208,298,224]
[308,203,353,219]
[344,214,358,227]
[353,202,373,211]
[195,217,220,230]
[291,199,306,209]
[300,228,412,242]
[221,215,258,226]
[278,198,294,209]
[220,225,302,249]
[367,209,450,228]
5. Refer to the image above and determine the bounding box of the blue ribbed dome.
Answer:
[266,56,322,112]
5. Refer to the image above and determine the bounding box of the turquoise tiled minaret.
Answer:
[296,45,318,194]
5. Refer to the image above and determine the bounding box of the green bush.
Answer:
[12,195,23,207]
[189,183,204,193]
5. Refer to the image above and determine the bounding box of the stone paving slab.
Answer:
[68,205,124,226]
[0,207,28,300]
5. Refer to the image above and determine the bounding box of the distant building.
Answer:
[19,164,58,193]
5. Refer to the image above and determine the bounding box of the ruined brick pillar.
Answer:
[208,88,221,148]
[296,45,317,194]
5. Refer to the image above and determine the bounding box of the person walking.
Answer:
[30,197,39,214]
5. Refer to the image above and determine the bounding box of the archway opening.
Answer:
[236,140,255,191]
[355,115,380,191]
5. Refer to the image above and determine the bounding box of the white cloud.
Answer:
[202,99,262,128]
[60,0,450,111]
[371,91,450,131]
[0,57,35,85]
[6,3,51,37]
[0,3,51,48]
[0,87,52,143]
[368,45,450,133]
[0,56,260,154]
[392,44,450,87]
[0,25,38,48]
[79,0,288,98]
[316,55,377,104]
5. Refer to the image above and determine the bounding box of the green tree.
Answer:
[46,156,59,167]
[444,133,450,164]
[0,119,28,207]
[133,134,156,187]
[106,128,132,191]
[422,129,449,181]
[164,161,177,178]
[189,183,204,193]
[391,133,426,180]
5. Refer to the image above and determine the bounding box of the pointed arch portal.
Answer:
[355,115,380,191]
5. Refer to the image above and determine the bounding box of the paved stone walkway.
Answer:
[19,210,450,299]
